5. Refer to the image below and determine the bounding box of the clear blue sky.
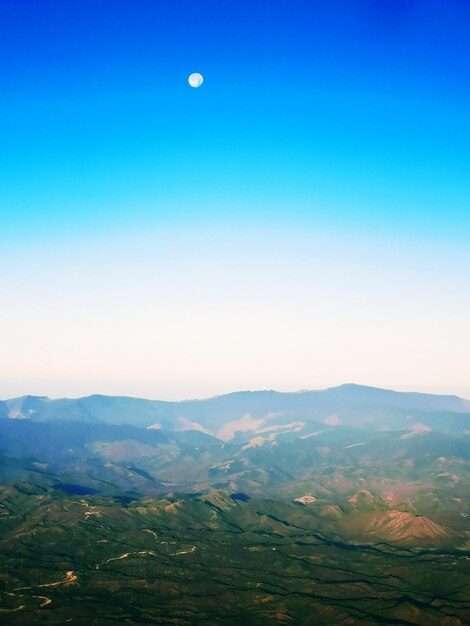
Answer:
[1,1,470,399]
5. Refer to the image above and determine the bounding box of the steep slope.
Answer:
[344,510,451,545]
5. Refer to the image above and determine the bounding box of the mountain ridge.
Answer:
[3,384,470,438]
[6,383,469,406]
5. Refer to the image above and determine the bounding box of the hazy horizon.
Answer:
[2,380,470,404]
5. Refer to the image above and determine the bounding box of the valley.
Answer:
[0,385,469,624]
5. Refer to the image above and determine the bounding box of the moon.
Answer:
[188,72,204,88]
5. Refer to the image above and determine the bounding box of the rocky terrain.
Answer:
[0,385,469,624]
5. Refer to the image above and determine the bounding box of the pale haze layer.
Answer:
[1,218,469,401]
[1,1,470,400]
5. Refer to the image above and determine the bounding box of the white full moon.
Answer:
[188,72,204,88]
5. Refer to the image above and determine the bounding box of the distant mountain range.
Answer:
[2,384,469,623]
[2,384,470,440]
